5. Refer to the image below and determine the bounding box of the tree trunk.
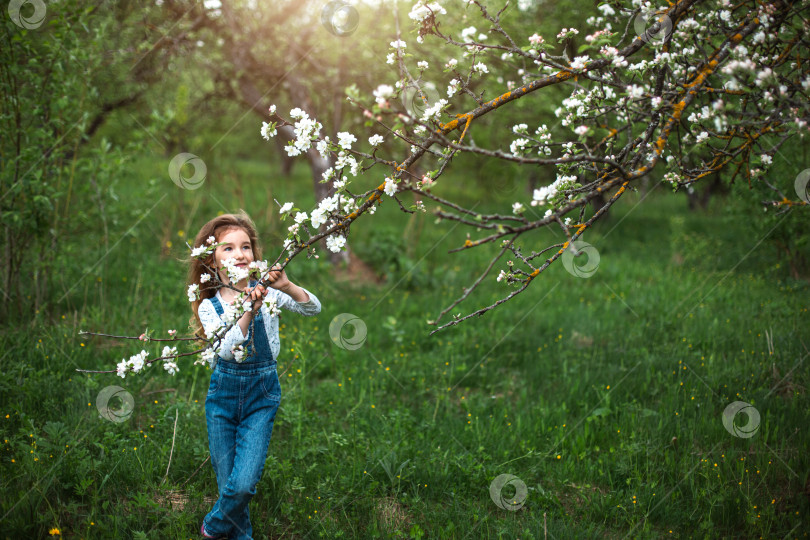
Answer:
[686,174,728,211]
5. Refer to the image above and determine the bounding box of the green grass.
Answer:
[1,155,808,539]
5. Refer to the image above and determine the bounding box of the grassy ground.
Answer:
[1,156,808,539]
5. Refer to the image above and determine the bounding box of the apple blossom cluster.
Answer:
[269,100,415,259]
[386,39,407,65]
[373,84,394,106]
[447,78,461,97]
[284,108,324,157]
[117,350,149,378]
[408,1,446,22]
[509,124,554,158]
[162,345,179,375]
[421,98,448,122]
[260,105,277,140]
[531,175,579,208]
[112,328,187,379]
[383,177,398,197]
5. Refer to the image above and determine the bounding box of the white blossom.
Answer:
[383,177,398,197]
[570,56,589,70]
[531,175,577,206]
[510,138,530,156]
[473,62,489,74]
[191,245,207,258]
[337,132,357,149]
[529,33,544,45]
[369,134,384,146]
[409,2,447,22]
[260,121,276,140]
[279,202,293,214]
[447,78,461,97]
[127,350,148,374]
[597,4,615,16]
[316,138,330,158]
[373,84,395,105]
[626,84,645,98]
[326,235,347,253]
[421,98,448,121]
[163,361,179,376]
[187,284,199,302]
[460,26,477,41]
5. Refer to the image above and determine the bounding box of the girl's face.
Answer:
[212,227,254,286]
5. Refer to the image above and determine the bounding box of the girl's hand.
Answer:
[245,283,269,313]
[264,265,291,291]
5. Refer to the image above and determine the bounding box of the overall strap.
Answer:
[209,295,225,316]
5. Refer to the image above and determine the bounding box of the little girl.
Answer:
[187,211,321,540]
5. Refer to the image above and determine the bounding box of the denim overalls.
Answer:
[203,280,281,540]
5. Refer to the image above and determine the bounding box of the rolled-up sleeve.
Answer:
[274,287,321,316]
[198,299,248,361]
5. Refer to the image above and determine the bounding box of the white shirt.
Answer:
[197,285,321,368]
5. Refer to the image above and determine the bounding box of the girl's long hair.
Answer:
[184,210,263,340]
